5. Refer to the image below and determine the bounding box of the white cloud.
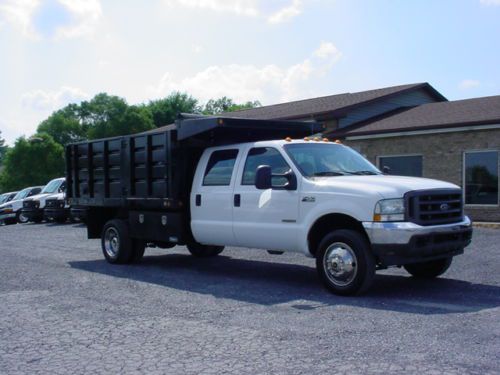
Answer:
[192,44,204,54]
[21,86,89,111]
[150,41,342,104]
[313,41,342,60]
[459,79,481,90]
[163,0,259,16]
[480,0,500,5]
[54,0,102,39]
[164,0,305,23]
[0,0,39,38]
[0,0,102,39]
[268,0,302,24]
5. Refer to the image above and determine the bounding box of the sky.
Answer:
[0,0,499,145]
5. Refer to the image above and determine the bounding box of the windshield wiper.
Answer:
[312,171,345,176]
[342,170,379,175]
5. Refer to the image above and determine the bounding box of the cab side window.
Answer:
[203,149,239,186]
[242,147,290,186]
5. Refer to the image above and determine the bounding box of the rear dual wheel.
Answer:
[101,219,145,264]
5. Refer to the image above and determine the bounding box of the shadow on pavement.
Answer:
[69,252,500,315]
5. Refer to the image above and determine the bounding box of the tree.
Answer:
[203,97,261,115]
[0,130,7,166]
[0,133,65,191]
[37,110,85,146]
[147,92,200,127]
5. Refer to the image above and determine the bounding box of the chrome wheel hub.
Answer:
[104,227,120,259]
[323,242,358,286]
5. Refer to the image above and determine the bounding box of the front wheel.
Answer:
[316,229,375,296]
[187,242,224,257]
[16,211,29,224]
[404,257,452,278]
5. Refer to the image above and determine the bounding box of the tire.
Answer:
[404,257,452,278]
[316,229,375,296]
[101,219,133,264]
[16,211,29,224]
[130,240,146,263]
[55,216,67,224]
[187,242,224,257]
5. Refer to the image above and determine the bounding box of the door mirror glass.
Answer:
[255,165,272,190]
[255,165,297,190]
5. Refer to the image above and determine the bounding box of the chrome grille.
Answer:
[405,189,463,226]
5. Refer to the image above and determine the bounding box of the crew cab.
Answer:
[0,186,43,225]
[66,116,472,295]
[22,178,66,223]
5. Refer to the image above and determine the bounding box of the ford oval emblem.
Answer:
[440,203,450,211]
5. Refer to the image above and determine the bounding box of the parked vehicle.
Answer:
[66,115,473,295]
[43,192,70,223]
[0,191,18,205]
[0,186,43,225]
[22,178,65,223]
[0,191,19,224]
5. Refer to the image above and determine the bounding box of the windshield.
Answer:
[42,180,62,194]
[285,143,380,177]
[13,188,31,200]
[0,194,8,204]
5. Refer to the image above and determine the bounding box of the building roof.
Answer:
[334,95,500,138]
[224,82,446,120]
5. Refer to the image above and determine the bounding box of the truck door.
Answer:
[190,148,241,247]
[232,146,301,251]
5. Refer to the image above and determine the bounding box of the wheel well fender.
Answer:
[307,213,368,257]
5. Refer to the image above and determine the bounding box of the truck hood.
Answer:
[24,192,54,202]
[309,175,459,199]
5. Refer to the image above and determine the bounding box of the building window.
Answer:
[464,151,499,205]
[378,155,423,177]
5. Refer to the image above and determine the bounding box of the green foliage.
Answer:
[203,97,261,115]
[37,111,85,145]
[147,92,200,127]
[81,93,155,139]
[0,130,7,166]
[0,133,65,191]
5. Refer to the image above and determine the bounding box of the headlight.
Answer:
[374,198,405,222]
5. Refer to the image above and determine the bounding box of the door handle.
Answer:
[195,194,201,206]
[234,194,241,207]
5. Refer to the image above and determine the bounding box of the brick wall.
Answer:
[344,128,500,222]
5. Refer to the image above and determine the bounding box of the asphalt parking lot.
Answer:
[0,223,499,375]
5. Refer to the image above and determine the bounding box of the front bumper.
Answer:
[0,212,15,221]
[21,208,44,221]
[363,217,473,266]
[44,207,69,221]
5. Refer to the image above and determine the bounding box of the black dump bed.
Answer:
[66,115,323,210]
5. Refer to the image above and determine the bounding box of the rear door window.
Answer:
[203,149,239,186]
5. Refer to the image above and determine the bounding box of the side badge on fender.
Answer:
[302,196,316,203]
